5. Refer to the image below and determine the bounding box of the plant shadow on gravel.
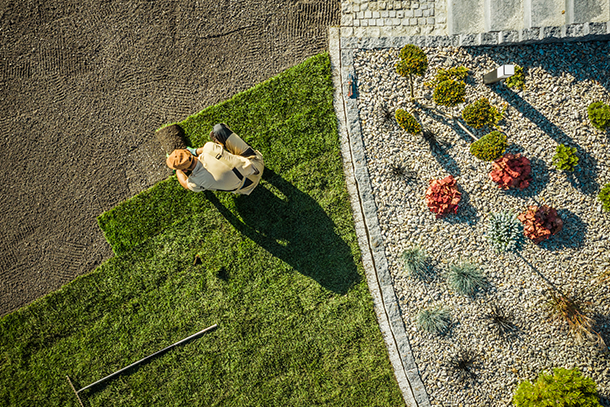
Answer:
[205,168,360,295]
[501,147,551,198]
[492,87,599,195]
[442,184,478,226]
[462,42,610,93]
[537,209,587,251]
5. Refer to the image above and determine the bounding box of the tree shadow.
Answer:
[205,168,360,295]
[491,87,599,196]
[461,42,610,94]
[422,130,462,177]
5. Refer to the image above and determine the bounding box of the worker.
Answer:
[166,123,264,195]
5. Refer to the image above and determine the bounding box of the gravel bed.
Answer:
[353,41,610,406]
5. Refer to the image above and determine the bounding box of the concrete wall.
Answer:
[566,0,610,24]
[525,0,566,28]
[448,0,485,34]
[485,0,524,31]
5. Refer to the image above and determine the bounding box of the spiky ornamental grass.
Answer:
[401,246,428,278]
[483,303,516,337]
[486,210,524,253]
[416,307,450,334]
[546,293,606,349]
[446,261,487,296]
[447,349,479,383]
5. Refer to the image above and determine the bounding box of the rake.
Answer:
[66,324,217,407]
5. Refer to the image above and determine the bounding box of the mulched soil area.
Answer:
[0,0,338,316]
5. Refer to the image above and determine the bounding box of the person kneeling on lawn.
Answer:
[167,123,264,195]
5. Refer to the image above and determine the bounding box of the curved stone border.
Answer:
[328,27,430,407]
[340,20,610,48]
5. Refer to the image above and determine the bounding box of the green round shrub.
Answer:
[513,368,601,407]
[395,109,421,134]
[470,131,507,161]
[552,144,579,172]
[599,183,610,212]
[433,79,465,107]
[462,98,502,129]
[505,65,525,90]
[395,44,428,77]
[587,101,610,130]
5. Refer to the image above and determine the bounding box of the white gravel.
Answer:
[353,41,610,406]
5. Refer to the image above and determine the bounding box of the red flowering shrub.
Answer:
[518,205,563,244]
[425,175,461,218]
[489,153,532,190]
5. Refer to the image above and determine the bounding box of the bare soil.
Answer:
[0,0,338,316]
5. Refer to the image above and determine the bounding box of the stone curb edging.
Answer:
[328,27,431,407]
[340,20,610,48]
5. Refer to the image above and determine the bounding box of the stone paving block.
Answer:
[341,37,358,48]
[541,25,562,41]
[520,27,541,42]
[373,11,380,18]
[588,21,609,36]
[381,10,389,18]
[354,19,361,27]
[460,33,478,46]
[427,17,435,25]
[341,14,353,26]
[499,29,519,43]
[397,10,405,18]
[377,18,384,26]
[414,9,423,17]
[479,31,498,45]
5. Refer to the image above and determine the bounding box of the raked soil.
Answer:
[0,0,339,316]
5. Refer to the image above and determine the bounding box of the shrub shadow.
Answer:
[205,168,360,295]
[500,155,550,199]
[441,184,478,226]
[537,209,587,251]
[491,87,599,196]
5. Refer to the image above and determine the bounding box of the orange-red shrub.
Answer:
[518,205,563,244]
[489,153,531,190]
[425,175,461,218]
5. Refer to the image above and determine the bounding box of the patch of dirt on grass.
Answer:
[0,0,338,316]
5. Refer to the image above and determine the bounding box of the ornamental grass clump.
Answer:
[547,292,606,348]
[489,153,531,190]
[483,303,516,337]
[401,246,429,279]
[552,144,579,172]
[587,101,610,131]
[396,44,428,100]
[518,205,563,244]
[433,79,466,107]
[486,210,523,253]
[446,260,487,296]
[425,175,461,218]
[470,131,507,161]
[395,109,421,134]
[462,98,504,129]
[513,368,602,407]
[447,349,479,383]
[598,183,610,212]
[416,306,450,334]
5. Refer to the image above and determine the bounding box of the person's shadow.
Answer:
[204,168,360,295]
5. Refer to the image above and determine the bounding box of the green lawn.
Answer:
[0,54,404,406]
